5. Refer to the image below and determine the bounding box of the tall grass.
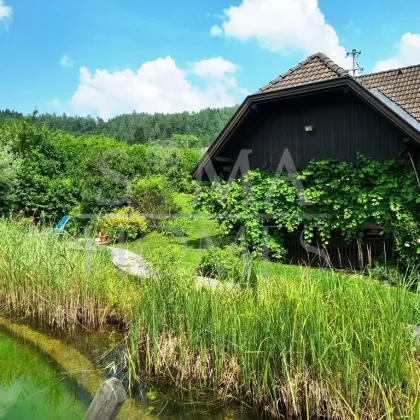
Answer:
[128,253,420,418]
[0,220,137,330]
[1,220,420,417]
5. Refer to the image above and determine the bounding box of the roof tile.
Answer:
[258,52,348,93]
[356,67,420,121]
[258,52,420,122]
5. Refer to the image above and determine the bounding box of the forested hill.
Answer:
[0,106,237,146]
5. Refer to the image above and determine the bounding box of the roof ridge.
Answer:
[357,63,420,79]
[313,52,348,76]
[258,52,348,93]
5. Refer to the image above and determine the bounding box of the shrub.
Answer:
[95,207,148,242]
[159,217,192,237]
[130,176,180,225]
[0,146,21,213]
[144,145,200,192]
[0,120,198,221]
[197,244,257,284]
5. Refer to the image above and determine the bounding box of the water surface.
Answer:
[0,331,88,419]
[0,320,251,420]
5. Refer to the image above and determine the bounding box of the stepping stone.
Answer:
[107,247,236,290]
[107,247,150,277]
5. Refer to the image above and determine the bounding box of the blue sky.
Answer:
[0,0,419,119]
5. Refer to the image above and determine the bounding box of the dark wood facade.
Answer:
[215,89,412,174]
[283,229,393,269]
[196,84,420,269]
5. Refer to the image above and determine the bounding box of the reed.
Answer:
[0,220,137,330]
[1,220,420,418]
[128,254,420,419]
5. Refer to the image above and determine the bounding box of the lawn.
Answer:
[120,193,223,275]
[121,193,317,280]
[119,193,420,326]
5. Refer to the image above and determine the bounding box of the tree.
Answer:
[133,126,147,144]
[0,106,238,145]
[0,146,21,213]
[170,134,199,148]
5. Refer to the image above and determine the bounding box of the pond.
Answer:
[0,330,89,419]
[0,320,251,420]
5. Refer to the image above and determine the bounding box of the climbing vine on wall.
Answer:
[195,153,420,267]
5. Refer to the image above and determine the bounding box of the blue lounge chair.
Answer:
[36,216,72,237]
[53,215,71,234]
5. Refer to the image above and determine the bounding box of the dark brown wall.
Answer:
[216,89,409,173]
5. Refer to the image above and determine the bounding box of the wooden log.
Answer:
[85,378,127,420]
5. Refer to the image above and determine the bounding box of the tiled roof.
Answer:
[258,52,420,122]
[258,52,349,93]
[356,66,420,121]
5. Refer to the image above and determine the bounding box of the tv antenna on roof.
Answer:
[346,49,364,76]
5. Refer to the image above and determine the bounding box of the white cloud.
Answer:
[211,0,352,68]
[60,55,74,67]
[69,56,246,119]
[210,25,223,37]
[0,0,12,23]
[191,57,239,78]
[373,33,420,72]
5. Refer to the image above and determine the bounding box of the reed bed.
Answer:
[0,220,137,330]
[1,220,420,418]
[128,256,420,419]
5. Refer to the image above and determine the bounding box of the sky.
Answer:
[0,0,420,119]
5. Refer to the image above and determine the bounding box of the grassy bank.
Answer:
[1,220,420,418]
[127,255,420,418]
[0,221,138,330]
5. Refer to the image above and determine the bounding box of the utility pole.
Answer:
[346,49,364,76]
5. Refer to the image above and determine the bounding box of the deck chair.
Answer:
[53,215,71,234]
[36,216,72,237]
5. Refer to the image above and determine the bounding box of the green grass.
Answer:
[122,193,225,275]
[173,192,195,213]
[119,193,420,416]
[128,258,420,419]
[2,215,420,418]
[0,220,138,329]
[123,193,325,279]
[122,193,420,293]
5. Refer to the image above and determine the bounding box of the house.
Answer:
[193,53,420,268]
[194,53,420,178]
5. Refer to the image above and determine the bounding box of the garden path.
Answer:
[107,246,150,277]
[107,246,236,289]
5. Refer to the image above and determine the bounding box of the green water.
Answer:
[0,322,251,420]
[0,331,88,420]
